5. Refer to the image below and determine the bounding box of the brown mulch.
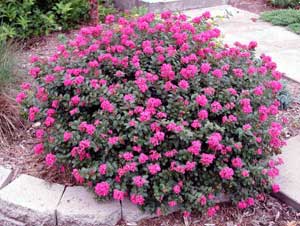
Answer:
[134,195,300,226]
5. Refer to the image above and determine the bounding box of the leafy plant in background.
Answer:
[261,9,300,34]
[276,80,293,110]
[18,12,285,216]
[0,0,90,41]
[98,0,117,22]
[269,0,300,7]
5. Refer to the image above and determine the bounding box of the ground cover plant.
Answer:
[268,0,300,8]
[261,9,300,34]
[18,11,285,216]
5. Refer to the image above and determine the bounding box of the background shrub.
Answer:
[0,0,115,41]
[19,12,285,215]
[269,0,300,7]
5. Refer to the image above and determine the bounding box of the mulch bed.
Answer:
[1,3,300,225]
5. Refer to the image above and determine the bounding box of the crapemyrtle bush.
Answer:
[18,11,285,216]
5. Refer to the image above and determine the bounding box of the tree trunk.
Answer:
[89,0,99,25]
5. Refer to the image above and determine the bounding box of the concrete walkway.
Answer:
[185,5,300,83]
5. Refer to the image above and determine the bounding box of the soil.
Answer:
[1,3,300,225]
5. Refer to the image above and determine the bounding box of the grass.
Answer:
[261,9,300,34]
[0,41,24,146]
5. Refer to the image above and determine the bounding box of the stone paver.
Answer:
[0,174,65,226]
[121,199,156,223]
[274,135,300,211]
[0,166,13,189]
[185,5,300,83]
[56,186,121,226]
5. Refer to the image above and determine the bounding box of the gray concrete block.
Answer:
[121,199,156,223]
[274,135,300,210]
[0,174,65,226]
[56,186,121,226]
[0,166,13,189]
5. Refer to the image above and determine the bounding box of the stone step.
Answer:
[114,0,228,13]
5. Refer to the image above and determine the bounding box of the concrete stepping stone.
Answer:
[0,166,13,189]
[0,174,65,226]
[274,135,300,211]
[56,186,121,226]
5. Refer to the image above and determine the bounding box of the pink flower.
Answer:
[272,184,280,193]
[44,117,55,127]
[148,163,161,175]
[173,185,181,194]
[95,182,110,196]
[130,194,145,205]
[198,110,208,120]
[207,132,222,151]
[70,95,80,106]
[45,153,56,166]
[35,129,44,139]
[100,100,114,113]
[231,157,243,168]
[212,69,223,78]
[200,63,211,74]
[72,169,84,184]
[16,92,27,104]
[113,189,125,200]
[108,136,119,145]
[187,140,201,155]
[133,176,146,187]
[196,95,208,107]
[200,153,215,166]
[98,164,107,175]
[168,200,177,207]
[63,132,73,142]
[241,170,249,177]
[211,101,222,113]
[237,200,247,209]
[34,143,44,154]
[219,167,234,180]
[199,195,207,205]
[178,80,189,90]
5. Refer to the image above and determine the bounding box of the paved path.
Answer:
[185,5,300,83]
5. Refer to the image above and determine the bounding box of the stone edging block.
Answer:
[0,166,13,189]
[0,174,65,226]
[56,186,121,226]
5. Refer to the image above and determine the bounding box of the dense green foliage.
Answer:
[269,0,300,7]
[261,9,300,34]
[0,0,117,41]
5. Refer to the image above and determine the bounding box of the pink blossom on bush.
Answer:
[95,182,110,197]
[219,167,234,180]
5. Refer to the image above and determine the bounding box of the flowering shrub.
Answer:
[18,11,285,216]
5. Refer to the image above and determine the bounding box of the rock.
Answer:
[121,199,157,224]
[274,135,300,211]
[0,166,13,189]
[56,186,121,226]
[0,174,65,226]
